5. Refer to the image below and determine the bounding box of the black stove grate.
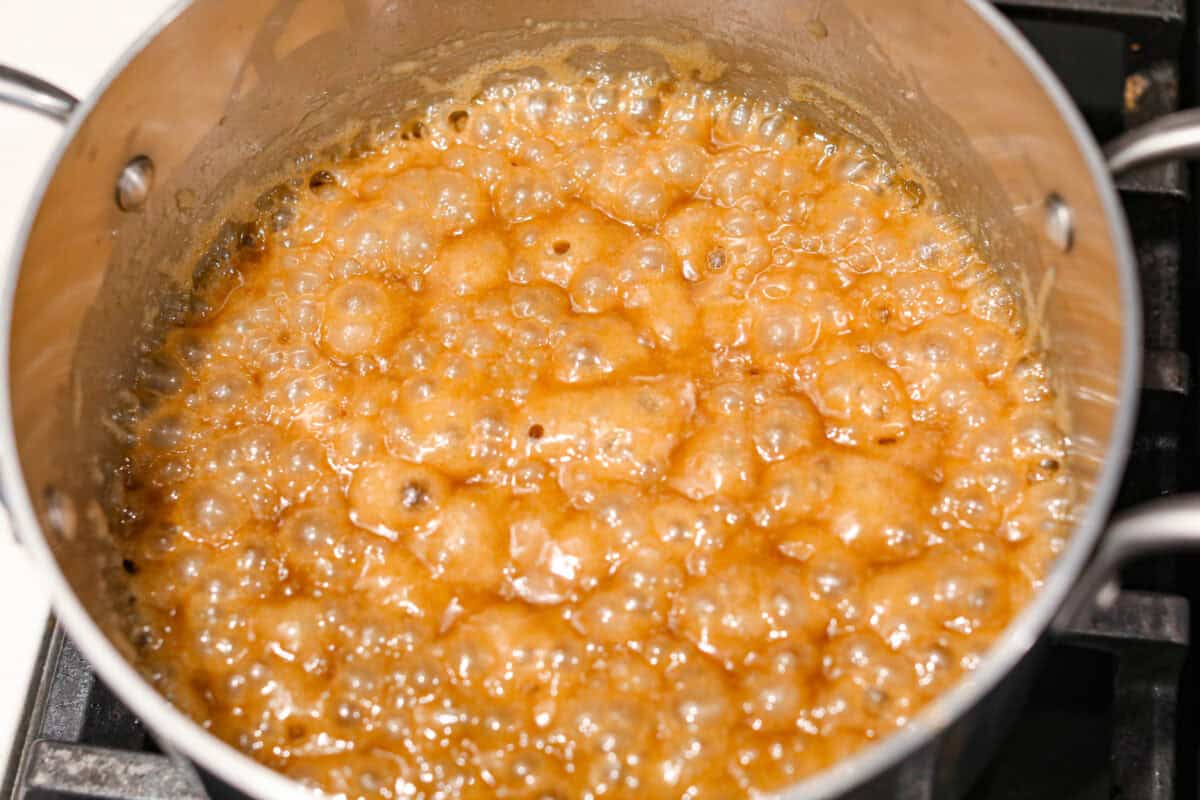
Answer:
[3,624,207,800]
[4,0,1198,798]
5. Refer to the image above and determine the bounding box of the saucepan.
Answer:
[2,0,1199,797]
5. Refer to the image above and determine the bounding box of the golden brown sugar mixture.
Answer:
[116,74,1074,799]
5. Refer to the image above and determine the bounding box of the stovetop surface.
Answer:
[5,1,1200,799]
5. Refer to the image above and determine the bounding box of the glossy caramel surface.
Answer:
[116,76,1072,798]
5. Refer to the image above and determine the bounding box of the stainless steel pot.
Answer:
[2,1,1199,798]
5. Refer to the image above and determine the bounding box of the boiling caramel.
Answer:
[116,75,1072,798]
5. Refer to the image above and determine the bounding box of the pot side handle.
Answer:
[0,65,78,123]
[0,65,77,547]
[1053,496,1200,632]
[1105,107,1200,174]
[1052,114,1200,630]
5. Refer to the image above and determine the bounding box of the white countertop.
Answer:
[0,0,177,759]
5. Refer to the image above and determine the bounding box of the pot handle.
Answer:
[1105,107,1200,174]
[1053,496,1200,631]
[1051,113,1200,629]
[0,64,78,123]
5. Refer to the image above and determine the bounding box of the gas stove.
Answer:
[3,1,1198,798]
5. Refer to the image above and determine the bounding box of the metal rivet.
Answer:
[116,154,154,212]
[42,484,77,541]
[1044,192,1074,253]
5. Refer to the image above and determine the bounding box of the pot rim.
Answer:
[0,2,1142,798]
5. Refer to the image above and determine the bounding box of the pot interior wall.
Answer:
[10,0,1125,691]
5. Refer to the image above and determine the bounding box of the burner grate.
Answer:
[3,626,208,800]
